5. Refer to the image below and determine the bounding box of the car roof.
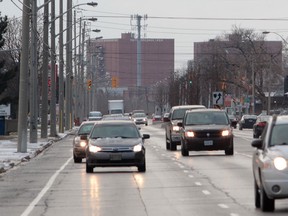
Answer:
[79,121,98,126]
[171,105,206,110]
[95,120,136,126]
[274,115,288,125]
[186,108,225,113]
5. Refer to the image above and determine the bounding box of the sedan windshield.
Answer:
[78,124,94,135]
[91,125,140,139]
[185,112,228,125]
[270,124,288,146]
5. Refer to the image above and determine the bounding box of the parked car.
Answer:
[253,115,271,138]
[228,114,238,128]
[163,105,206,151]
[73,121,97,163]
[178,108,234,156]
[238,114,257,130]
[131,113,148,126]
[88,111,103,121]
[252,115,288,212]
[85,120,150,173]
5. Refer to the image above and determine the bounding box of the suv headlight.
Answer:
[89,145,102,153]
[172,125,180,131]
[133,144,142,152]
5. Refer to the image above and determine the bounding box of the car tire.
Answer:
[165,134,170,150]
[138,159,146,172]
[73,156,82,163]
[181,143,189,156]
[86,162,93,173]
[260,185,275,212]
[225,143,234,155]
[170,141,177,151]
[254,180,260,208]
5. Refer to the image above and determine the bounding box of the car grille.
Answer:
[100,147,133,152]
[194,131,222,138]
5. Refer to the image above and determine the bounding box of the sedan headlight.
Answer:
[172,125,180,131]
[133,144,142,152]
[185,131,195,137]
[89,145,102,153]
[222,130,230,136]
[274,157,287,171]
[80,141,87,147]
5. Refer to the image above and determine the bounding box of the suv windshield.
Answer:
[172,109,190,120]
[270,124,288,146]
[91,125,140,139]
[185,111,229,125]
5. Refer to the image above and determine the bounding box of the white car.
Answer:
[252,115,288,212]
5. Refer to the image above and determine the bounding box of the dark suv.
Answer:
[163,105,206,151]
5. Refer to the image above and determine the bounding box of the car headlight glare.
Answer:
[222,130,230,136]
[80,141,87,147]
[133,144,142,152]
[274,157,287,170]
[89,145,102,153]
[173,125,180,131]
[185,131,195,137]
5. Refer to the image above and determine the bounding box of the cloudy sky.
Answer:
[1,0,288,69]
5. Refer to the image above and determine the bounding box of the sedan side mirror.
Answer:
[251,139,263,149]
[142,134,150,139]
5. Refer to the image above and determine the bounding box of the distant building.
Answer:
[86,33,174,88]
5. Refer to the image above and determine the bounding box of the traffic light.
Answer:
[87,79,92,90]
[111,76,118,88]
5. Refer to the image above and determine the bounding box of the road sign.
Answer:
[212,91,223,105]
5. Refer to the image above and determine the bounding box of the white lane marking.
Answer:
[218,204,229,209]
[237,152,252,158]
[230,213,239,216]
[21,157,73,216]
[188,174,194,178]
[202,190,211,195]
[183,170,189,173]
[195,182,202,186]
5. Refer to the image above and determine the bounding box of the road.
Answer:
[0,122,288,216]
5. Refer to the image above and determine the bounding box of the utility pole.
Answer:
[136,15,142,88]
[30,0,38,143]
[17,0,30,152]
[58,0,64,133]
[50,0,57,137]
[65,0,73,130]
[41,0,49,138]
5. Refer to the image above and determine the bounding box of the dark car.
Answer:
[178,108,234,156]
[228,114,238,129]
[253,115,271,138]
[238,114,257,130]
[73,121,97,163]
[252,115,288,212]
[164,105,206,151]
[85,120,150,173]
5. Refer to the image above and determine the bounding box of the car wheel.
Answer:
[181,143,189,156]
[170,141,177,151]
[86,162,93,173]
[165,134,170,150]
[73,154,82,163]
[254,180,260,208]
[225,143,234,155]
[260,185,275,212]
[138,159,146,172]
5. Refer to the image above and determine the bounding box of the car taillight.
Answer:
[258,122,266,127]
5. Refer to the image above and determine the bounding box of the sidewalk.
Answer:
[0,130,74,174]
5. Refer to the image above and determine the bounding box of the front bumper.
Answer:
[183,136,233,151]
[262,169,288,199]
[73,147,86,158]
[86,151,145,167]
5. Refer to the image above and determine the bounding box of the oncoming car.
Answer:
[73,121,97,163]
[178,108,234,156]
[131,113,148,126]
[164,105,206,151]
[84,120,150,173]
[252,115,288,212]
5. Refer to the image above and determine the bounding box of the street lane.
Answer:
[0,123,288,215]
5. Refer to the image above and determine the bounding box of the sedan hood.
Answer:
[269,145,288,158]
[90,137,142,147]
[184,124,230,131]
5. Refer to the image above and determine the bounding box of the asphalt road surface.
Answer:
[0,122,288,216]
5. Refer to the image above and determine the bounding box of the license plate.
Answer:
[204,140,213,146]
[110,154,122,161]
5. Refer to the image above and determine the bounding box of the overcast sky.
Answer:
[1,0,288,69]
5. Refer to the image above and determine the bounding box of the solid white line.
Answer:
[20,157,73,216]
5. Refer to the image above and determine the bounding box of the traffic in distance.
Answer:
[71,104,288,213]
